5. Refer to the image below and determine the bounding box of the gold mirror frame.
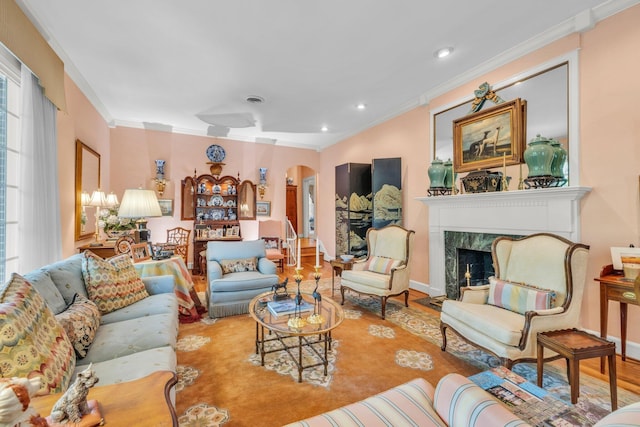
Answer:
[75,140,101,241]
[238,180,256,220]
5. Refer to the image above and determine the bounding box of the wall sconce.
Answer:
[154,159,167,196]
[258,167,268,200]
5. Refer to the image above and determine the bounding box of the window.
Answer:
[0,45,21,282]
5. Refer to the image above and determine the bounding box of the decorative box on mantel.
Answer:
[415,187,591,297]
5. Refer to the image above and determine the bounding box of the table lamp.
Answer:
[117,188,162,242]
[88,190,108,241]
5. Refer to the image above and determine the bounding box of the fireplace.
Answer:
[445,231,522,299]
[417,187,591,297]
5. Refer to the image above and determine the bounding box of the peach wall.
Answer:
[318,107,430,281]
[579,5,640,342]
[57,74,111,257]
[108,127,320,264]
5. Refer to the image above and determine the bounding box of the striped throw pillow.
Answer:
[0,273,76,395]
[487,277,555,314]
[366,256,401,274]
[82,252,149,314]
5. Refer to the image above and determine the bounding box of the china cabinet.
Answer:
[182,173,245,275]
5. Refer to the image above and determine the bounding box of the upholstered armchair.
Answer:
[440,233,590,368]
[206,239,280,318]
[340,225,415,319]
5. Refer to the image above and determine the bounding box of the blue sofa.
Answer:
[23,253,179,387]
[206,239,279,318]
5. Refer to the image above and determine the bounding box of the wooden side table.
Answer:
[330,259,354,297]
[77,242,116,258]
[594,264,639,372]
[537,329,617,410]
[31,371,177,426]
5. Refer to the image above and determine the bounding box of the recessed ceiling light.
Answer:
[246,95,265,104]
[434,47,454,59]
[321,125,328,132]
[356,103,366,110]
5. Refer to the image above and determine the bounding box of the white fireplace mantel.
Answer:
[416,186,591,296]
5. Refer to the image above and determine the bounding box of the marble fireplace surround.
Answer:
[416,187,591,297]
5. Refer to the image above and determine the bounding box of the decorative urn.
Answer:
[523,134,554,177]
[428,158,446,188]
[549,138,567,178]
[443,158,455,189]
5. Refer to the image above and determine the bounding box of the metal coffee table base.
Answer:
[255,323,332,383]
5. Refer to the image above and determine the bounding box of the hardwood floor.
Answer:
[193,253,640,397]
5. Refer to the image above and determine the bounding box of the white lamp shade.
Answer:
[88,190,107,207]
[118,188,162,218]
[81,191,92,206]
[105,192,119,207]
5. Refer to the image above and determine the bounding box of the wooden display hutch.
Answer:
[182,172,256,275]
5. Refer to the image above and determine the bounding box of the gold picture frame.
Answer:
[453,98,526,173]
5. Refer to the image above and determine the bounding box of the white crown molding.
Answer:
[420,0,639,105]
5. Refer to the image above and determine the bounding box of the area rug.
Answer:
[175,279,638,426]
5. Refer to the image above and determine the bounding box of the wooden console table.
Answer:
[31,371,177,426]
[595,264,640,372]
[77,241,116,258]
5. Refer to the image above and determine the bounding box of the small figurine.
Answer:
[49,364,99,424]
[272,277,289,300]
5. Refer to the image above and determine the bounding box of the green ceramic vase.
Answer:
[524,134,554,177]
[443,159,455,189]
[549,138,567,178]
[428,158,446,188]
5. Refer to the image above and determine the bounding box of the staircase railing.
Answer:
[285,217,297,266]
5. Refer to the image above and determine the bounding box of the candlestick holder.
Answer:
[307,266,324,324]
[288,267,307,329]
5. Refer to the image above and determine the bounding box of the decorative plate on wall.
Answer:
[206,144,226,163]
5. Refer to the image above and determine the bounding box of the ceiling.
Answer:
[18,0,634,151]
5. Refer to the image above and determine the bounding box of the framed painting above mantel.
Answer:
[453,98,526,173]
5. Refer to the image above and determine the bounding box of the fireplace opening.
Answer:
[457,248,494,288]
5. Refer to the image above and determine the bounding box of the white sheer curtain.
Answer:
[19,66,61,272]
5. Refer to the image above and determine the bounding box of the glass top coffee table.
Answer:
[249,291,344,382]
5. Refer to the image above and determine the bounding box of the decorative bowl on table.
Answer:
[340,255,354,262]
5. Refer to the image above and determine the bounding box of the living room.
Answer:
[2,1,640,425]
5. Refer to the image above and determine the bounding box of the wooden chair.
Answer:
[258,220,285,272]
[159,227,191,265]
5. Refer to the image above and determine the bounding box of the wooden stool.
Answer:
[537,328,617,410]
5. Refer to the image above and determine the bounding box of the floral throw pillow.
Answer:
[219,257,258,274]
[55,294,101,358]
[0,273,76,395]
[82,252,149,314]
[487,277,556,315]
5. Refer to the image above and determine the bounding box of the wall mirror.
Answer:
[432,55,576,183]
[181,176,196,220]
[238,180,256,220]
[75,140,101,241]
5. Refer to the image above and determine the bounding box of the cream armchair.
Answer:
[440,233,590,368]
[340,225,415,319]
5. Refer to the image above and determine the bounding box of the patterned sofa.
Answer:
[286,373,640,427]
[285,373,529,427]
[2,251,179,397]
